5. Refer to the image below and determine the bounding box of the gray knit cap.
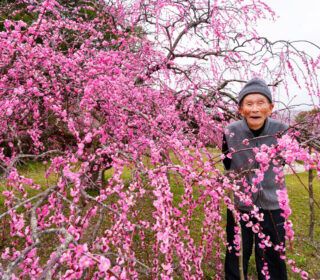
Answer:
[238,78,272,105]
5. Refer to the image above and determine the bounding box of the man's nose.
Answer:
[251,103,259,110]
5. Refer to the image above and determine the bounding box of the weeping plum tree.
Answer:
[0,0,320,279]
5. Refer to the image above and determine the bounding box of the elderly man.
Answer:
[223,78,288,280]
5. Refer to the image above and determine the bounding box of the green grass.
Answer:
[0,161,57,207]
[285,171,320,279]
[0,159,319,279]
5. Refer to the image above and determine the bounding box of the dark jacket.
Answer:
[224,117,288,210]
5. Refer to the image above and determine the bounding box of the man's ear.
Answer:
[238,106,244,117]
[268,103,274,115]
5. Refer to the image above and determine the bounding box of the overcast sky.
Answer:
[257,0,320,44]
[256,0,320,110]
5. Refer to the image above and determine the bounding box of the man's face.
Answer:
[239,93,274,130]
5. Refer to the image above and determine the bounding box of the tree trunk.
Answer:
[237,218,245,280]
[231,191,245,280]
[308,146,315,239]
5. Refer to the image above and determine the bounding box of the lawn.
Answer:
[285,172,320,279]
[0,159,319,279]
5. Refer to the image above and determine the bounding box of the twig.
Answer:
[36,228,74,280]
[89,206,104,247]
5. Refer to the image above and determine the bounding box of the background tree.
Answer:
[0,0,319,279]
[294,109,320,239]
